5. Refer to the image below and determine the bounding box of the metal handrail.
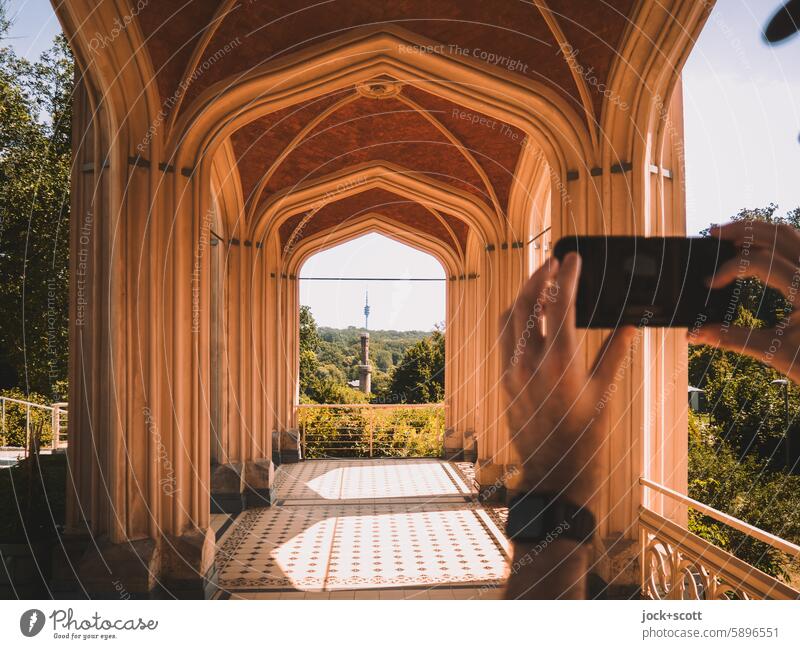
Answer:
[640,476,800,558]
[0,396,69,453]
[297,403,445,409]
[0,396,61,411]
[297,403,444,458]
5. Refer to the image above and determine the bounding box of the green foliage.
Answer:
[298,405,444,458]
[688,205,800,582]
[688,412,800,580]
[316,325,434,387]
[690,207,800,464]
[298,304,441,404]
[0,387,53,447]
[298,318,369,404]
[689,327,798,461]
[386,329,444,403]
[701,205,800,326]
[299,305,319,354]
[0,11,73,397]
[300,381,369,406]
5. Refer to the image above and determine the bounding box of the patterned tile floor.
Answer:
[215,459,510,599]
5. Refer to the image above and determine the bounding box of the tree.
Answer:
[700,204,797,326]
[0,9,73,398]
[687,204,800,582]
[386,329,444,403]
[299,306,446,404]
[298,304,370,404]
[689,307,798,463]
[690,206,800,466]
[299,304,319,354]
[298,304,321,398]
[373,349,392,372]
[688,412,800,580]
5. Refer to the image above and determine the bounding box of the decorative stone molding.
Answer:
[355,78,404,99]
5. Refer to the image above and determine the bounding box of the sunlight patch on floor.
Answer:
[215,460,508,598]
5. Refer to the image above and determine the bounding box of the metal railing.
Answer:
[639,477,800,600]
[0,396,68,455]
[297,403,445,458]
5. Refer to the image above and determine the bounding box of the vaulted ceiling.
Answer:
[134,1,639,253]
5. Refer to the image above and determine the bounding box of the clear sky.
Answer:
[5,0,800,329]
[299,233,446,331]
[683,0,800,235]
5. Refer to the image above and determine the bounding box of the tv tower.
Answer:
[359,290,372,393]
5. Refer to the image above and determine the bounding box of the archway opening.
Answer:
[297,233,447,458]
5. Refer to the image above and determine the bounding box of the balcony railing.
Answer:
[0,396,68,455]
[297,403,445,458]
[639,477,800,600]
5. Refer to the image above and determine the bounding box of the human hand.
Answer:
[500,252,636,505]
[695,220,800,383]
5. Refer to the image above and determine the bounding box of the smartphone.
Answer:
[552,235,740,328]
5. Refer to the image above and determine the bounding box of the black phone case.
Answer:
[553,235,740,328]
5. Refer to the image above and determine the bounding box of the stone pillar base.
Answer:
[475,460,509,503]
[244,458,275,507]
[442,428,463,460]
[77,538,160,599]
[159,527,217,599]
[68,529,218,599]
[210,462,245,513]
[278,428,301,464]
[441,429,477,462]
[593,533,641,599]
[462,430,477,462]
[211,459,276,511]
[271,430,281,465]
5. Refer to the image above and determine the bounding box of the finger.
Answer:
[707,249,800,294]
[504,258,559,374]
[590,326,637,389]
[547,252,580,353]
[514,259,558,353]
[710,220,800,265]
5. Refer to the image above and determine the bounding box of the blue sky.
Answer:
[5,0,799,330]
[683,0,800,235]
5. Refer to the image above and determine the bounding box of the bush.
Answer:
[0,388,53,448]
[298,405,444,458]
[688,411,800,580]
